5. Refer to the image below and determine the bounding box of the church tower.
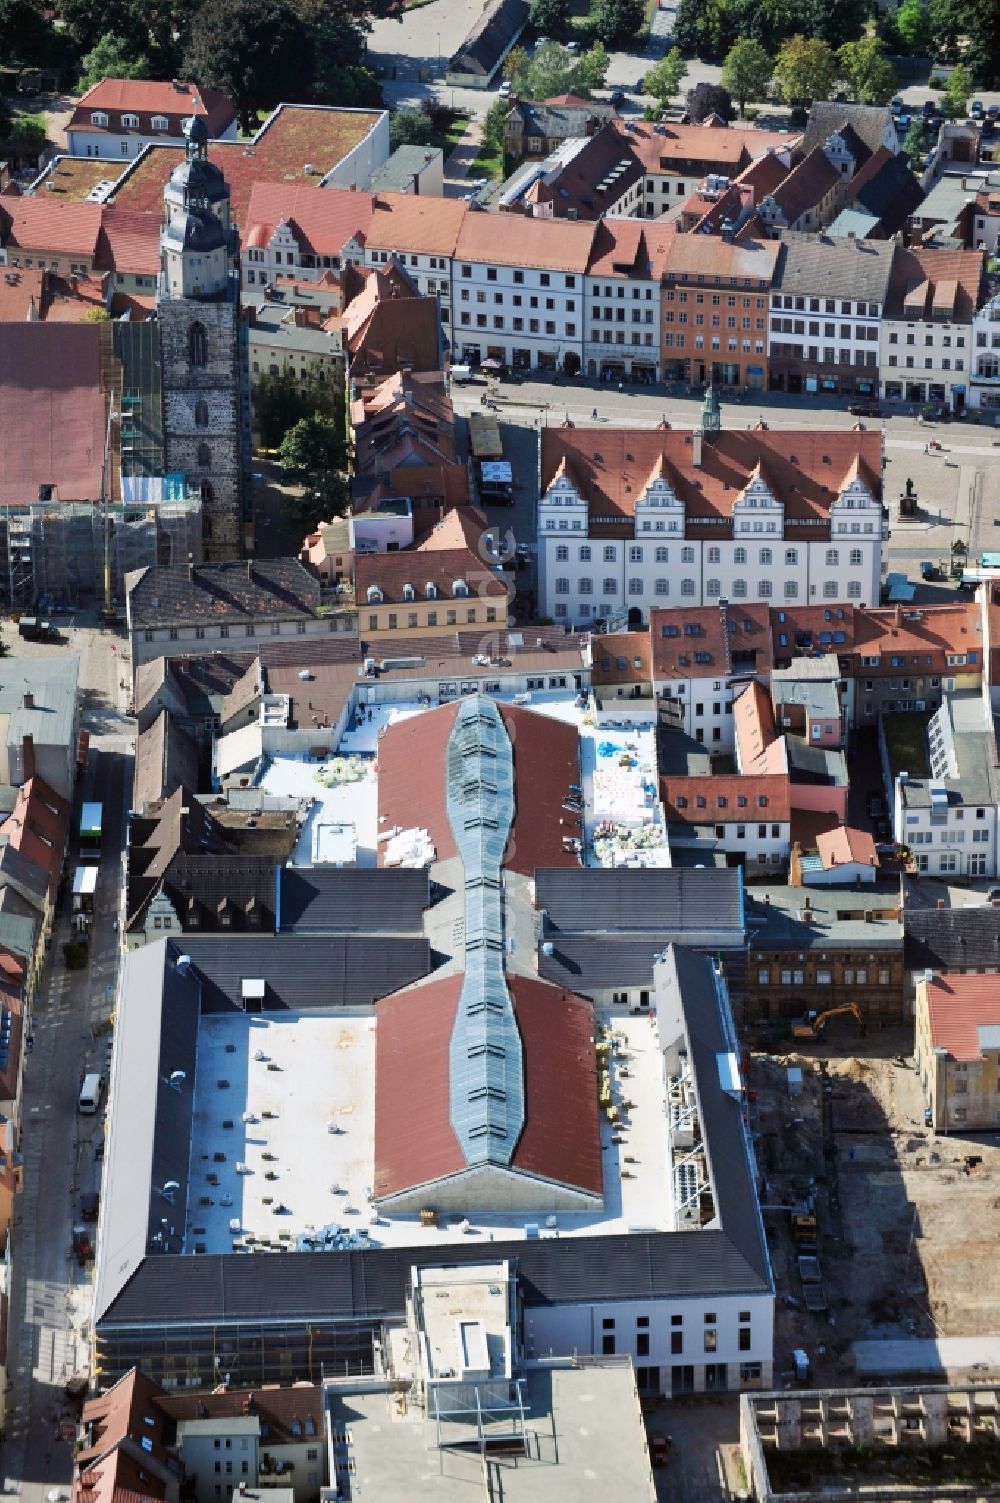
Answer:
[157,116,246,559]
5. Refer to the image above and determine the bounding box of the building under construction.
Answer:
[0,321,202,612]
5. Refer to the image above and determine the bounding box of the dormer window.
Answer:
[121,112,139,128]
[366,584,383,605]
[452,580,469,598]
[402,582,415,601]
[151,114,169,131]
[425,581,437,599]
[90,111,109,127]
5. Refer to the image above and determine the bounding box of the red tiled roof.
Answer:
[69,78,235,138]
[541,427,881,534]
[649,603,771,679]
[347,295,441,378]
[586,217,675,279]
[591,631,652,684]
[377,701,458,864]
[852,601,980,669]
[93,207,160,275]
[245,180,375,258]
[0,196,103,257]
[817,824,876,870]
[456,207,596,271]
[660,772,790,823]
[0,776,71,894]
[366,193,468,257]
[924,973,1000,1061]
[0,324,108,506]
[355,544,507,607]
[0,267,44,320]
[662,232,778,283]
[733,679,776,768]
[374,971,601,1199]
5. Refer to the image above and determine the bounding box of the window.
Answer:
[195,398,209,428]
[704,1328,717,1352]
[739,1328,752,1352]
[188,321,208,365]
[734,547,747,565]
[197,442,211,467]
[556,545,569,561]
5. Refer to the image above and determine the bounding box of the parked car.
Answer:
[986,886,1000,904]
[921,99,936,117]
[72,1225,93,1265]
[970,100,984,119]
[848,400,881,417]
[987,104,999,120]
[650,1435,672,1467]
[891,96,904,113]
[565,39,579,52]
[81,1191,99,1221]
[920,560,943,580]
[498,80,511,97]
[610,87,626,106]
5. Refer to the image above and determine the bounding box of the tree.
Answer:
[255,371,335,448]
[2,0,62,64]
[644,48,688,107]
[593,0,644,46]
[961,0,1000,84]
[529,0,569,36]
[943,62,973,116]
[685,80,734,121]
[184,0,315,131]
[773,33,837,103]
[5,113,48,160]
[797,0,869,48]
[721,38,773,114]
[76,32,147,91]
[902,115,926,166]
[574,41,609,92]
[895,0,932,53]
[389,105,434,148]
[279,413,348,509]
[56,0,147,55]
[674,0,738,59]
[481,97,507,157]
[507,39,608,97]
[837,37,897,104]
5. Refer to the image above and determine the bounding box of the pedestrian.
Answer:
[592,407,598,420]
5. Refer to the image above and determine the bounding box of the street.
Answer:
[0,621,133,1497]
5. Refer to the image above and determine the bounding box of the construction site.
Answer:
[0,319,202,611]
[752,1032,1000,1388]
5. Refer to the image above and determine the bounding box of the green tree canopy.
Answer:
[3,0,63,64]
[837,36,897,104]
[895,0,931,53]
[76,32,148,91]
[279,412,349,508]
[184,0,315,130]
[389,105,434,148]
[943,62,973,115]
[797,0,868,48]
[773,33,837,103]
[901,116,926,166]
[593,0,644,46]
[644,48,688,105]
[961,0,1000,84]
[56,0,147,54]
[529,0,570,36]
[507,39,608,97]
[720,38,773,113]
[674,0,738,59]
[255,371,336,448]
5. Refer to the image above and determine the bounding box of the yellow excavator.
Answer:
[791,1001,866,1041]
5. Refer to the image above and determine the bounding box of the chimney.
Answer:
[692,429,703,467]
[895,603,903,627]
[21,733,34,782]
[22,692,34,711]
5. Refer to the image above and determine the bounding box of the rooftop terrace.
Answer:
[185,1009,675,1255]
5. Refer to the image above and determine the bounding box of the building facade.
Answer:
[661,237,776,390]
[537,404,886,629]
[157,117,245,559]
[769,232,892,398]
[915,972,1000,1132]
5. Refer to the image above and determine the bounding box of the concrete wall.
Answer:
[321,110,391,191]
[130,611,356,668]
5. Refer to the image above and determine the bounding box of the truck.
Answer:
[17,616,60,642]
[469,410,503,461]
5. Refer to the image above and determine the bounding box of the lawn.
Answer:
[882,711,932,780]
[437,110,470,156]
[472,139,505,180]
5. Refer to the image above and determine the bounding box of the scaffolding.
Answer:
[0,497,202,611]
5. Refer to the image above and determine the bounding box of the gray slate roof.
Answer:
[172,934,432,1010]
[904,905,1000,971]
[97,1220,772,1331]
[662,945,771,1288]
[538,935,669,992]
[774,231,895,305]
[126,559,321,628]
[535,866,745,944]
[746,882,902,949]
[0,653,79,754]
[450,0,529,75]
[278,867,429,934]
[801,101,895,159]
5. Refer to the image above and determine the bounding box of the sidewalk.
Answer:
[443,117,483,184]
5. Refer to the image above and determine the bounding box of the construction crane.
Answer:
[791,1002,866,1041]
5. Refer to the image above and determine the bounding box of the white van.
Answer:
[450,364,474,384]
[78,1072,103,1114]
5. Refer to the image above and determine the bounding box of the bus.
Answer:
[79,802,103,863]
